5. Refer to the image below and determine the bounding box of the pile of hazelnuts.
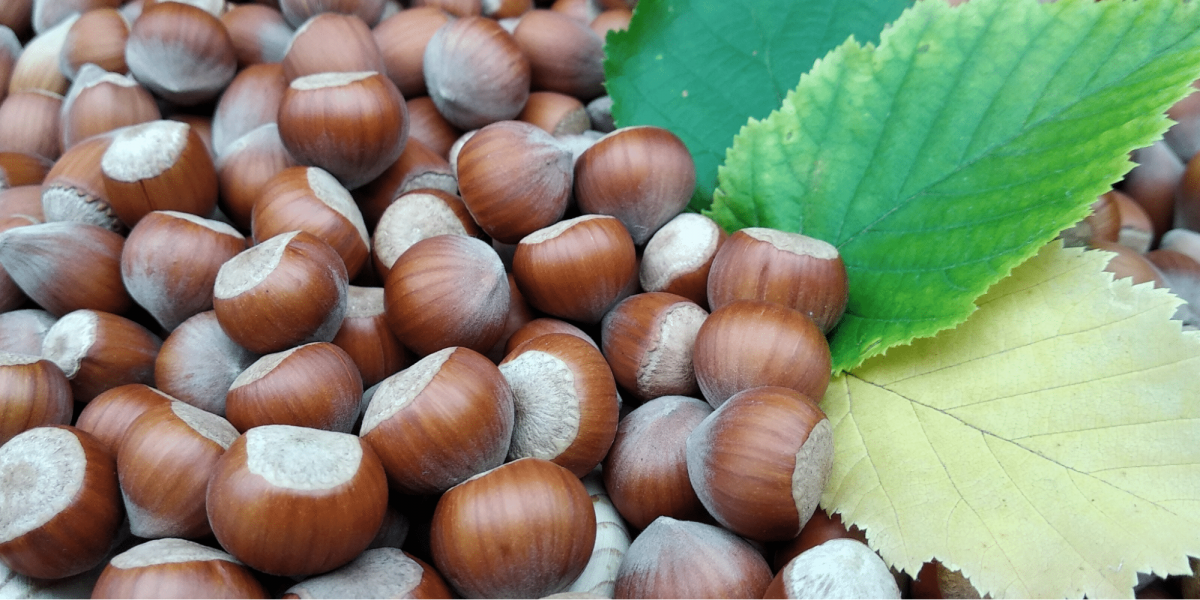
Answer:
[0,0,906,598]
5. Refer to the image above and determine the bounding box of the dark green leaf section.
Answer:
[603,0,912,211]
[709,0,1200,372]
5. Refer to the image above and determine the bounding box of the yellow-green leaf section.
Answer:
[821,242,1200,599]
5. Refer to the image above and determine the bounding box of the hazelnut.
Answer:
[504,317,598,357]
[206,424,389,576]
[0,309,56,356]
[600,292,708,401]
[0,89,63,162]
[765,538,901,599]
[225,342,364,433]
[280,12,385,83]
[215,123,300,230]
[614,516,773,599]
[0,352,73,446]
[121,210,247,331]
[686,386,834,542]
[220,3,293,68]
[411,0,481,17]
[1094,240,1167,288]
[422,16,531,130]
[512,9,605,101]
[373,6,451,99]
[117,399,239,539]
[774,509,868,571]
[278,0,386,29]
[281,548,452,599]
[498,333,620,477]
[40,309,162,403]
[40,132,122,232]
[456,119,573,243]
[1145,248,1200,324]
[124,2,237,106]
[1123,140,1182,244]
[58,7,128,80]
[360,346,515,494]
[0,155,51,192]
[92,538,269,599]
[1060,192,1122,249]
[707,227,849,334]
[0,221,131,316]
[430,458,596,598]
[564,471,631,597]
[512,214,638,324]
[692,299,831,408]
[331,285,409,388]
[9,17,75,96]
[0,426,124,580]
[518,90,590,136]
[369,188,480,278]
[0,27,19,98]
[640,212,727,309]
[99,120,220,228]
[405,95,462,158]
[2,3,30,34]
[212,230,350,355]
[383,234,510,356]
[252,166,371,279]
[589,8,631,38]
[574,125,696,245]
[0,215,32,311]
[585,95,614,133]
[74,383,172,456]
[354,138,458,235]
[277,70,408,190]
[548,0,601,25]
[154,311,261,416]
[210,62,288,159]
[602,395,714,531]
[59,67,161,152]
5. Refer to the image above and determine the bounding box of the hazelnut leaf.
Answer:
[708,0,1200,373]
[820,241,1200,598]
[602,0,913,212]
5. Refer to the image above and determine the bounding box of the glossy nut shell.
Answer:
[430,457,596,598]
[206,424,389,577]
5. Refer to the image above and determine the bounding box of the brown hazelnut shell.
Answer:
[498,333,619,477]
[117,400,239,539]
[212,230,350,355]
[40,308,162,403]
[206,425,389,577]
[0,426,124,580]
[686,386,834,542]
[601,395,713,531]
[0,221,130,316]
[574,125,696,246]
[0,353,73,446]
[225,342,364,433]
[360,346,515,495]
[430,457,596,598]
[512,214,638,324]
[706,227,848,334]
[91,538,269,599]
[277,70,408,190]
[383,234,509,356]
[692,299,831,408]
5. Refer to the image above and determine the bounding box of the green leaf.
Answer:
[708,0,1200,373]
[603,0,912,212]
[820,242,1200,599]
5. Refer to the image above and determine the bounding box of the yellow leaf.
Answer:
[821,241,1200,599]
